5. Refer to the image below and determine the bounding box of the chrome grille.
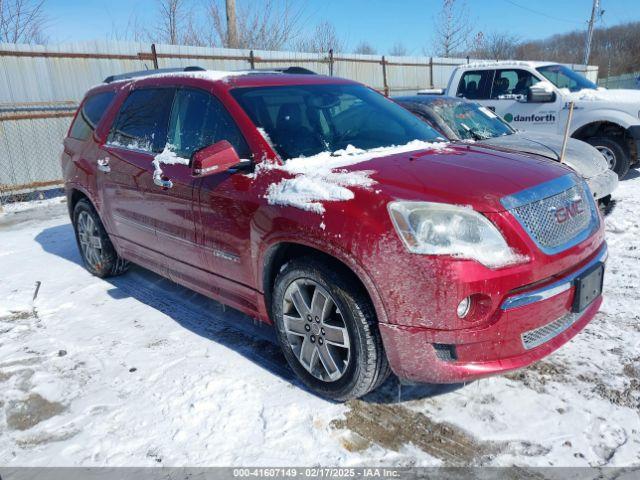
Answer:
[521,311,581,350]
[504,176,597,254]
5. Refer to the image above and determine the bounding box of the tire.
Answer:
[72,198,129,278]
[585,136,630,179]
[272,257,390,401]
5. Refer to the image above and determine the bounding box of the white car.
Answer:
[445,61,640,178]
[396,95,618,203]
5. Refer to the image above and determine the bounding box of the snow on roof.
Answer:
[141,69,251,82]
[459,60,556,69]
[262,140,452,214]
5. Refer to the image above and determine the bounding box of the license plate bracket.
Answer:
[572,262,604,312]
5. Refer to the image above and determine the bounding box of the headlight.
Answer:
[388,201,527,268]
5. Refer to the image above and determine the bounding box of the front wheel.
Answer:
[585,136,630,179]
[271,257,390,401]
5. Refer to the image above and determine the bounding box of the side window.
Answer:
[166,88,250,160]
[457,70,493,100]
[69,91,115,141]
[107,88,175,153]
[491,69,540,99]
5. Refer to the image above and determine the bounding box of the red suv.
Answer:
[61,67,606,400]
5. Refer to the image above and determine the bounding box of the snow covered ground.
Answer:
[0,174,639,467]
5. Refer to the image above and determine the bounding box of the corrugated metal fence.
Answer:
[0,40,600,205]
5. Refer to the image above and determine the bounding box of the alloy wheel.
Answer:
[282,279,351,382]
[77,211,103,269]
[596,145,617,171]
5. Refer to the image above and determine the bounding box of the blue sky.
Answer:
[46,0,640,53]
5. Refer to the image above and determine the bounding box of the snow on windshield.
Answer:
[262,140,452,214]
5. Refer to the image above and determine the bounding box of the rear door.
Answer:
[98,87,176,251]
[63,91,116,196]
[455,69,494,103]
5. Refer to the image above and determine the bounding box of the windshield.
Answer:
[429,99,514,140]
[231,84,445,160]
[536,64,598,92]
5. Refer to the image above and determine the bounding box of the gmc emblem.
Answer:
[553,199,584,224]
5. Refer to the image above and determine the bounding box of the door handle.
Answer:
[97,157,110,173]
[153,174,173,189]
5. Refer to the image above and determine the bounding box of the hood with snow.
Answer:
[560,87,640,118]
[263,142,573,215]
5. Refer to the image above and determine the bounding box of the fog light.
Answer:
[457,297,471,318]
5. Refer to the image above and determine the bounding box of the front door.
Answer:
[478,69,562,135]
[164,87,258,287]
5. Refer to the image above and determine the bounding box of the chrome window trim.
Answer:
[501,243,607,311]
[501,174,600,255]
[105,143,157,156]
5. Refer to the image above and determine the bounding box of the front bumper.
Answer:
[586,169,618,201]
[380,244,607,384]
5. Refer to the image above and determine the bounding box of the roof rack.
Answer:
[103,66,205,84]
[251,67,317,75]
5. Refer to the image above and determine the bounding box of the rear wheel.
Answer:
[585,136,630,179]
[272,257,390,401]
[72,198,129,278]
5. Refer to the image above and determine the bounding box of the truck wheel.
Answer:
[586,137,630,179]
[72,198,130,278]
[272,257,390,401]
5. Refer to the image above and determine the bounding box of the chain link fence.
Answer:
[599,72,640,89]
[0,103,75,209]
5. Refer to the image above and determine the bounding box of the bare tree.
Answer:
[353,41,376,55]
[515,21,640,76]
[0,0,47,44]
[206,0,304,50]
[296,20,344,53]
[432,0,473,56]
[155,0,189,44]
[389,42,408,56]
[474,32,520,60]
[109,10,149,42]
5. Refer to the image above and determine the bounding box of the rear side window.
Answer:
[107,88,175,153]
[490,69,540,99]
[166,89,250,159]
[457,70,493,100]
[69,91,115,141]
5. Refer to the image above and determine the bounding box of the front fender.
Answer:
[253,205,391,325]
[570,108,640,135]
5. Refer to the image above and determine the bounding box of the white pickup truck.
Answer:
[444,61,640,178]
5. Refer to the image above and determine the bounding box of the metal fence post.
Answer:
[429,57,434,88]
[381,55,389,97]
[329,49,334,76]
[151,44,159,69]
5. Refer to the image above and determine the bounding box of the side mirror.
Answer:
[527,84,556,103]
[191,140,241,177]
